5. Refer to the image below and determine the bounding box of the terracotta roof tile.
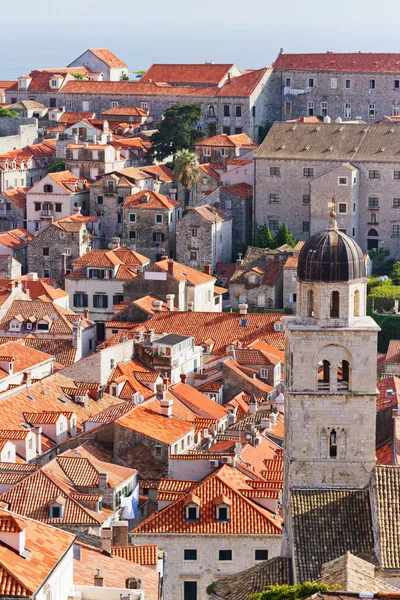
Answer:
[88,48,127,68]
[124,189,181,210]
[374,465,400,570]
[377,377,400,410]
[116,404,194,445]
[273,52,400,73]
[376,442,393,466]
[112,544,159,565]
[196,133,257,148]
[0,187,28,209]
[385,340,400,363]
[224,182,253,197]
[141,63,235,85]
[170,382,228,420]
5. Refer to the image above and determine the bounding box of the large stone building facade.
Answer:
[254,121,400,257]
[268,52,400,124]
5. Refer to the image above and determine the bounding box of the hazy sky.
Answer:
[1,0,399,79]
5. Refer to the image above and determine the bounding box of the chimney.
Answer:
[162,376,169,389]
[161,254,168,261]
[204,264,211,275]
[261,417,271,431]
[180,373,187,384]
[152,300,163,312]
[112,520,129,547]
[108,237,120,250]
[239,303,248,315]
[227,408,236,426]
[270,412,278,426]
[101,527,112,554]
[33,426,42,455]
[156,383,166,401]
[249,395,257,415]
[160,398,173,418]
[187,301,194,312]
[98,472,108,490]
[72,320,83,362]
[166,294,175,311]
[83,309,89,320]
[236,254,243,269]
[167,259,174,276]
[94,569,104,587]
[84,142,89,149]
[26,272,37,281]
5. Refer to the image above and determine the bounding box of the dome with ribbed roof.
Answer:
[297,215,365,283]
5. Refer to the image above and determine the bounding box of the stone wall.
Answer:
[219,188,252,258]
[122,205,179,262]
[0,117,38,154]
[113,423,170,479]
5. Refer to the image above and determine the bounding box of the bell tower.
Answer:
[283,210,379,491]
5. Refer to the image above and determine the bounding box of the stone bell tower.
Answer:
[283,210,379,491]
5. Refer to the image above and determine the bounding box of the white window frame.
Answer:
[260,368,268,379]
[307,101,314,116]
[369,103,376,119]
[338,203,347,214]
[220,148,229,157]
[338,177,348,186]
[330,78,337,89]
[155,214,163,224]
[285,77,291,87]
[111,101,119,108]
[321,102,328,117]
[344,102,351,119]
[203,147,211,157]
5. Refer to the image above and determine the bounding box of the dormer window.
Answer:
[37,320,49,331]
[185,494,200,521]
[49,496,66,519]
[215,495,231,522]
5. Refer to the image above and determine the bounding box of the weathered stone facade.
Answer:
[218,184,253,259]
[0,188,26,231]
[65,143,129,181]
[176,205,232,270]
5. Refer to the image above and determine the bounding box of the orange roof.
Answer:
[88,48,127,67]
[132,465,281,535]
[0,299,92,335]
[116,404,194,445]
[112,544,159,565]
[141,164,174,182]
[192,204,231,223]
[46,170,86,193]
[223,358,274,394]
[0,229,32,250]
[273,52,400,73]
[132,294,178,315]
[284,256,298,269]
[71,246,148,270]
[0,340,52,372]
[385,340,400,363]
[101,106,148,117]
[170,382,228,420]
[154,259,215,285]
[376,442,393,465]
[196,133,257,148]
[0,187,28,209]
[199,163,221,180]
[247,339,285,364]
[58,111,96,124]
[124,190,181,210]
[376,377,400,411]
[224,182,253,197]
[0,507,74,597]
[141,63,236,85]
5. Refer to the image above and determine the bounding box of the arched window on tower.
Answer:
[337,360,349,390]
[330,291,340,318]
[354,290,360,317]
[307,289,314,317]
[317,359,330,390]
[208,105,215,117]
[329,429,337,458]
[320,429,328,458]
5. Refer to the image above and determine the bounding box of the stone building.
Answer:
[254,121,400,257]
[0,228,33,273]
[122,190,182,262]
[0,140,55,193]
[195,133,258,166]
[27,213,102,282]
[100,105,154,126]
[0,116,38,154]
[65,142,130,181]
[6,67,272,142]
[26,171,89,234]
[67,48,128,81]
[268,51,400,124]
[176,204,232,270]
[0,187,27,231]
[228,245,293,309]
[218,183,253,258]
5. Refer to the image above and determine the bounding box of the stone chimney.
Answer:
[261,417,271,431]
[33,426,42,455]
[160,397,173,418]
[180,373,187,384]
[101,527,112,554]
[249,395,257,415]
[187,301,194,312]
[236,254,243,269]
[72,320,82,362]
[204,264,211,275]
[239,303,248,315]
[270,412,278,426]
[98,472,108,491]
[108,237,120,250]
[166,294,175,311]
[112,520,129,546]
[156,382,166,401]
[83,309,89,320]
[162,376,169,389]
[167,259,174,276]
[26,272,38,281]
[94,569,104,587]
[152,300,163,312]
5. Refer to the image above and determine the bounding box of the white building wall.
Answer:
[35,546,74,600]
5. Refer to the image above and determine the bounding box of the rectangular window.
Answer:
[117,213,121,224]
[393,225,400,238]
[217,507,228,521]
[129,213,136,222]
[191,228,199,237]
[97,196,103,204]
[369,103,376,119]
[184,549,197,561]
[118,196,124,205]
[330,78,337,89]
[303,168,314,178]
[43,247,49,256]
[345,79,351,89]
[234,127,243,134]
[187,506,197,520]
[393,105,400,117]
[285,101,291,117]
[255,549,269,561]
[235,105,242,117]
[369,170,380,180]
[252,106,256,118]
[238,293,247,303]
[50,98,57,108]
[303,194,310,204]
[344,103,351,119]
[303,221,310,232]
[219,550,232,561]
[141,102,149,112]
[393,198,400,208]
[82,101,90,111]
[338,203,347,214]
[321,102,328,117]
[369,79,376,89]
[111,101,119,108]
[51,506,61,519]
[73,293,88,308]
[203,147,211,157]
[270,167,280,176]
[220,148,229,157]
[395,80,400,90]
[285,77,291,87]
[338,177,348,185]
[129,231,136,240]
[65,100,73,110]
[269,219,279,231]
[368,197,379,208]
[223,126,231,135]
[260,368,268,379]
[308,78,314,88]
[34,202,41,212]
[269,193,280,203]
[307,101,314,116]
[190,250,198,261]
[155,214,163,223]
[113,294,124,306]
[184,581,197,600]
[395,171,400,180]
[93,294,108,308]
[223,105,230,117]
[43,269,50,278]
[55,203,62,212]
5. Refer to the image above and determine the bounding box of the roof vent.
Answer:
[352,146,358,152]
[389,128,395,133]
[277,145,286,151]
[314,125,321,131]
[302,145,310,151]
[335,117,342,124]
[379,147,385,153]
[362,127,368,133]
[337,126,343,132]
[290,125,297,131]
[326,146,333,152]
[141,194,149,203]
[386,389,394,397]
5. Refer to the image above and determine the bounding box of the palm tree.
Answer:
[173,149,200,207]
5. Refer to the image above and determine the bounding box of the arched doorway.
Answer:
[367,228,379,250]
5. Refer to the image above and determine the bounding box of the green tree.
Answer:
[0,107,17,118]
[250,582,339,600]
[274,223,297,248]
[369,247,395,275]
[150,104,204,160]
[120,74,129,81]
[71,72,85,80]
[254,224,275,248]
[173,150,200,205]
[47,161,65,173]
[392,261,400,285]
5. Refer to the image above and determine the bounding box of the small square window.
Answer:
[338,203,347,214]
[97,196,104,205]
[184,549,197,560]
[369,170,380,180]
[118,196,124,204]
[155,214,163,224]
[303,195,310,204]
[190,250,198,261]
[394,171,400,180]
[129,231,136,240]
[217,506,229,521]
[345,79,351,89]
[303,168,314,178]
[129,213,136,222]
[393,225,400,238]
[394,198,400,208]
[269,194,280,204]
[43,248,49,256]
[219,550,232,561]
[338,177,347,185]
[187,506,198,520]
[302,221,310,233]
[270,167,280,177]
[369,197,379,208]
[255,549,268,561]
[269,219,279,232]
[55,203,62,212]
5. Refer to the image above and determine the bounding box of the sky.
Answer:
[1,0,399,80]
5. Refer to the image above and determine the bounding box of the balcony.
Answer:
[40,210,55,217]
[0,210,12,217]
